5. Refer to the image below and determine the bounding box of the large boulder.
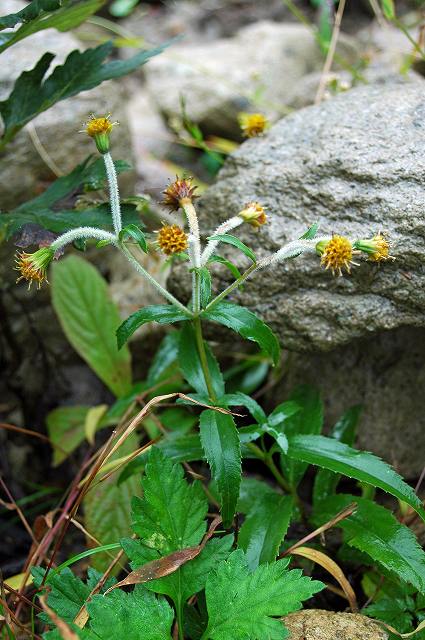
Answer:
[0,1,135,210]
[144,21,358,138]
[170,83,425,476]
[283,610,387,639]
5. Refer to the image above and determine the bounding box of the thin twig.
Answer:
[315,0,347,105]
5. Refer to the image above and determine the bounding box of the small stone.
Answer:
[283,610,388,639]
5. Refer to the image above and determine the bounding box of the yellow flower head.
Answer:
[157,224,188,255]
[82,114,118,153]
[316,235,356,277]
[162,177,198,211]
[15,247,55,289]
[354,233,394,262]
[239,113,269,138]
[238,202,267,228]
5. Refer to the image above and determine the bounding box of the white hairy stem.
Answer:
[201,215,243,266]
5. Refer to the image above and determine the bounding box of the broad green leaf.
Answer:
[238,482,293,569]
[202,302,280,366]
[382,0,395,20]
[279,385,323,487]
[122,534,233,603]
[208,254,242,281]
[0,1,103,53]
[80,586,173,640]
[206,234,256,262]
[288,435,425,521]
[199,410,241,527]
[131,448,208,552]
[83,433,140,572]
[119,224,148,253]
[51,255,132,397]
[0,40,170,147]
[363,598,414,635]
[46,405,90,466]
[178,323,225,398]
[313,495,425,593]
[147,331,180,385]
[84,404,108,445]
[223,392,266,424]
[116,305,189,350]
[313,405,362,506]
[204,550,323,640]
[198,267,212,308]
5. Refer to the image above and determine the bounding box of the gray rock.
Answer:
[144,21,359,138]
[169,82,425,476]
[0,1,135,210]
[283,610,387,639]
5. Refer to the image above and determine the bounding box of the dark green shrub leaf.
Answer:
[206,234,256,263]
[288,435,425,520]
[313,495,425,593]
[51,255,132,397]
[208,254,242,281]
[200,410,241,527]
[202,302,280,366]
[178,323,225,398]
[313,405,362,506]
[223,392,266,424]
[116,306,190,350]
[198,267,212,308]
[0,39,170,146]
[147,331,180,385]
[279,385,323,487]
[238,480,293,569]
[204,549,323,640]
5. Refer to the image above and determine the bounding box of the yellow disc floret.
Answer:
[239,113,269,138]
[162,177,198,211]
[316,235,356,277]
[238,202,267,228]
[15,247,55,289]
[82,114,118,153]
[157,225,188,255]
[354,233,394,262]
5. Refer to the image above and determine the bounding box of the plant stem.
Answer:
[121,245,190,314]
[103,151,122,235]
[176,596,185,640]
[205,262,258,311]
[50,227,117,252]
[193,316,216,402]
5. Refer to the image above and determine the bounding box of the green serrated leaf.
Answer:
[119,224,148,253]
[178,323,225,398]
[83,433,140,572]
[81,586,173,640]
[0,0,102,52]
[202,302,280,366]
[0,39,170,147]
[313,495,425,593]
[206,234,256,263]
[132,448,208,552]
[263,400,301,455]
[204,550,324,640]
[223,392,266,425]
[199,410,241,527]
[239,486,293,569]
[313,405,362,506]
[116,305,190,350]
[289,435,425,521]
[279,385,323,488]
[51,255,132,397]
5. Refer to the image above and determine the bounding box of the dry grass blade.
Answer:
[373,619,425,637]
[291,546,358,613]
[39,595,80,639]
[104,516,222,595]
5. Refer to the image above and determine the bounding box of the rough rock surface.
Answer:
[283,610,387,639]
[0,1,134,210]
[193,83,425,351]
[144,21,358,138]
[169,82,425,476]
